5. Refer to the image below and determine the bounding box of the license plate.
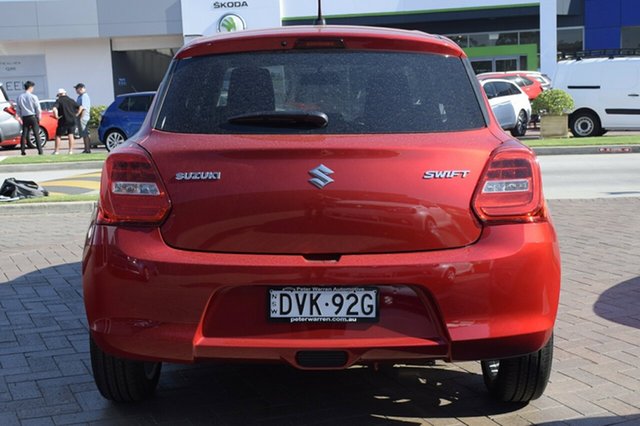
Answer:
[268,287,378,323]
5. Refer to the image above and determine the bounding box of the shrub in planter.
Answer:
[88,105,106,147]
[89,105,107,128]
[532,89,575,138]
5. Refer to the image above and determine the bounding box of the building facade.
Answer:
[584,0,640,50]
[0,0,182,104]
[0,0,635,106]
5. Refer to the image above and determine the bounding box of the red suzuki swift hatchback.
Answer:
[83,25,560,403]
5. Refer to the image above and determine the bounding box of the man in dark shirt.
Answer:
[52,88,84,155]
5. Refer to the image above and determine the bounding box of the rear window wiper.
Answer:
[227,111,328,128]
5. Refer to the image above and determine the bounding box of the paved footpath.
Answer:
[0,199,639,425]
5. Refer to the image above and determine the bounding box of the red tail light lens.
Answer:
[97,146,170,225]
[3,106,17,116]
[473,148,545,223]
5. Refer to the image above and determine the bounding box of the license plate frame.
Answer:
[268,287,379,323]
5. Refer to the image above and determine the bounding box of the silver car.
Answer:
[0,84,22,147]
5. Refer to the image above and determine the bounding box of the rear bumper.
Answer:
[83,220,560,368]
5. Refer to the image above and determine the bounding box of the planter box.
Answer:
[88,127,101,148]
[540,115,569,139]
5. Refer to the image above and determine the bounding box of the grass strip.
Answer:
[0,152,107,165]
[523,135,640,147]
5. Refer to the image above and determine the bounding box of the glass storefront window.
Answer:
[471,60,493,74]
[520,31,540,52]
[495,58,518,72]
[622,26,640,49]
[448,34,468,48]
[557,28,583,54]
[495,32,518,46]
[467,32,518,47]
[111,48,179,96]
[469,33,491,47]
[448,27,581,72]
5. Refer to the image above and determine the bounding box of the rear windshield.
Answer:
[154,50,485,134]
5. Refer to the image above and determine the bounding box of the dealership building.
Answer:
[0,0,638,106]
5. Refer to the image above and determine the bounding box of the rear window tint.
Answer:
[155,51,485,134]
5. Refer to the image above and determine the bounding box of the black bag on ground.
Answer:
[0,178,49,199]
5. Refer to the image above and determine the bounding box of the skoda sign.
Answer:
[213,1,248,8]
[217,13,247,32]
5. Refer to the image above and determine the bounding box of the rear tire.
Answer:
[510,110,528,137]
[481,333,553,402]
[90,336,161,402]
[104,130,126,152]
[570,111,602,138]
[27,128,48,149]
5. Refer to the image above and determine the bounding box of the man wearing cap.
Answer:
[15,81,43,155]
[52,88,84,155]
[74,83,92,153]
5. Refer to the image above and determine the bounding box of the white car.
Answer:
[523,71,552,90]
[39,99,57,111]
[480,78,532,137]
[0,83,22,148]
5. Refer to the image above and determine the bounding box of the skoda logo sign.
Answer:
[217,13,246,32]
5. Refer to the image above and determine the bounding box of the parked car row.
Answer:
[0,110,58,151]
[478,71,547,101]
[476,56,640,139]
[475,70,555,138]
[478,77,533,137]
[0,84,155,152]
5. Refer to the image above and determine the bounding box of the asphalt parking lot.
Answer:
[1,198,639,425]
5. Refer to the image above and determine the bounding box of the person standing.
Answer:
[74,83,92,153]
[15,81,43,155]
[52,88,84,155]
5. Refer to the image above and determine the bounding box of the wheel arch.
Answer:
[569,108,604,137]
[569,107,601,124]
[101,127,125,142]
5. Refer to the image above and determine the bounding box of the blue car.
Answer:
[98,91,155,151]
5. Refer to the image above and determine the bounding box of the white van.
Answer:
[553,57,640,137]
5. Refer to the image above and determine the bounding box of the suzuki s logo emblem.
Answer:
[308,164,334,189]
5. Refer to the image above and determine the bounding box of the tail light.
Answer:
[472,146,546,224]
[3,106,17,116]
[97,145,171,225]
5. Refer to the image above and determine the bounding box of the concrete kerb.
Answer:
[0,200,97,215]
[532,144,640,155]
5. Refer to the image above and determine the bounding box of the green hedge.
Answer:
[532,89,574,116]
[89,105,107,128]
